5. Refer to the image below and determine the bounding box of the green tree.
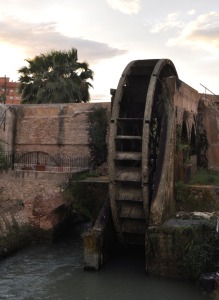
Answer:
[18,48,93,104]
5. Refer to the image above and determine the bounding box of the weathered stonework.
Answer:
[176,185,219,212]
[0,170,71,235]
[147,183,219,279]
[146,216,218,279]
[175,80,200,113]
[203,104,219,170]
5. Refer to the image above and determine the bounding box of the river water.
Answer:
[0,224,211,300]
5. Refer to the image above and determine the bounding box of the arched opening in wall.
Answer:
[181,120,189,144]
[189,123,198,178]
[190,125,197,155]
[181,120,190,164]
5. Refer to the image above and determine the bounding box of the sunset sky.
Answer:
[0,0,218,100]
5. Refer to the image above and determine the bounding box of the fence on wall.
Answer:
[0,151,91,173]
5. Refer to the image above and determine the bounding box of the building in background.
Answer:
[0,77,21,105]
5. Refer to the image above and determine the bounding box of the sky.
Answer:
[0,0,218,100]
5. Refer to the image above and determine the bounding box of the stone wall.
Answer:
[173,79,200,114]
[146,218,218,279]
[203,105,219,170]
[0,170,71,235]
[176,185,219,212]
[147,183,219,279]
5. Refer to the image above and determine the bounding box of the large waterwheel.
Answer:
[109,59,178,246]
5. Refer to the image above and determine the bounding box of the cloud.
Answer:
[0,18,127,64]
[106,0,141,15]
[149,13,183,33]
[150,11,219,55]
[187,9,196,16]
[167,12,219,54]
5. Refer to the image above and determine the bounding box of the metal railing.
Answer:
[0,151,91,173]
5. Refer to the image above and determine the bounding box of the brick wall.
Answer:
[15,102,111,158]
[0,170,71,235]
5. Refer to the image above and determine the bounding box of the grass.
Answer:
[190,168,219,186]
[70,170,101,182]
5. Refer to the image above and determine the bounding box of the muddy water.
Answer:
[0,225,211,300]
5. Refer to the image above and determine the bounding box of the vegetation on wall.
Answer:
[64,172,108,223]
[180,224,219,280]
[88,106,108,167]
[147,224,219,281]
[175,124,190,163]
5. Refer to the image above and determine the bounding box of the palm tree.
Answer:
[18,48,94,104]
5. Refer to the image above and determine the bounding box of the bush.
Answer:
[181,224,219,280]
